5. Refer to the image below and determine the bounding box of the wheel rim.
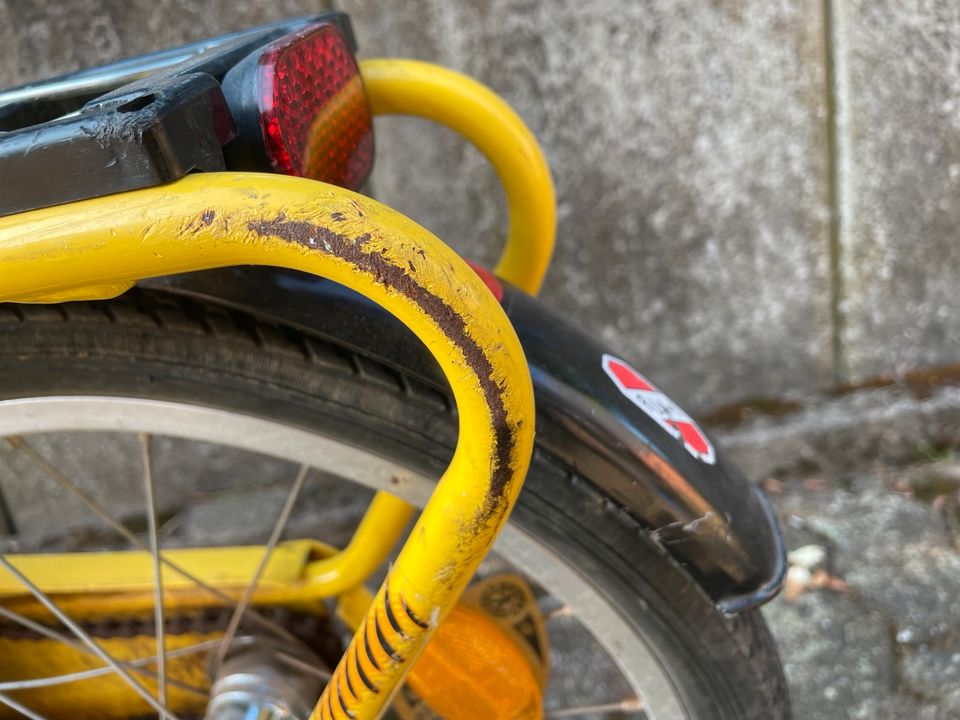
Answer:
[0,396,688,720]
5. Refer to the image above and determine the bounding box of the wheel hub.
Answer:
[205,637,326,720]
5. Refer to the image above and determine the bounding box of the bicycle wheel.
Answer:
[0,289,789,720]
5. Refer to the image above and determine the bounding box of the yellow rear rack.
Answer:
[0,172,536,720]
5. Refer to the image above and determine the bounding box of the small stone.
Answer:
[789,544,827,570]
[896,628,915,645]
[784,565,812,602]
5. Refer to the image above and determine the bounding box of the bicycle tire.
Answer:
[0,289,790,720]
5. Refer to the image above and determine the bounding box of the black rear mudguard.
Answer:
[145,267,786,614]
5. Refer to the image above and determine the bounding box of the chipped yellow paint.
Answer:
[0,172,536,720]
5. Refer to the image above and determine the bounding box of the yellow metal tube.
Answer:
[304,58,558,597]
[0,172,535,720]
[0,492,413,612]
[0,529,413,621]
[361,58,556,295]
[304,490,414,597]
[0,542,316,598]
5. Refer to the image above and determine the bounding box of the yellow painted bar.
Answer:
[327,58,557,632]
[304,490,415,597]
[0,542,314,597]
[0,493,412,606]
[0,172,535,720]
[361,58,556,295]
[0,535,397,622]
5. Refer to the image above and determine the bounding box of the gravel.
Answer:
[727,382,960,718]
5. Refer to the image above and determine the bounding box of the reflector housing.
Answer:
[240,23,374,190]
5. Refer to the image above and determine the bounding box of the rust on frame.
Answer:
[246,214,517,517]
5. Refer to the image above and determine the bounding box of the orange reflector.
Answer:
[406,603,543,720]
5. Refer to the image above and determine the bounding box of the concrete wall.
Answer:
[837,1,960,381]
[342,0,833,411]
[2,1,957,410]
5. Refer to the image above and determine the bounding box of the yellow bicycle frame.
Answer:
[331,62,557,630]
[2,58,557,621]
[0,57,555,720]
[361,58,556,295]
[0,172,536,719]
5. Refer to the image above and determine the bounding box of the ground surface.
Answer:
[761,461,960,719]
[716,380,960,719]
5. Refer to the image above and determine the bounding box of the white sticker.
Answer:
[602,353,716,464]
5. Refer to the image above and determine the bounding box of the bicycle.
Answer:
[0,12,790,720]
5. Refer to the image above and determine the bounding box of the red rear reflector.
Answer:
[256,24,373,190]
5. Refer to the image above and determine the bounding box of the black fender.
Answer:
[144,267,786,613]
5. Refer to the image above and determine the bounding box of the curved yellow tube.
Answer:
[0,172,535,720]
[304,491,415,598]
[361,58,556,295]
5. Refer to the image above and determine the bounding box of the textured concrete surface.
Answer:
[716,384,960,718]
[713,382,960,480]
[763,459,960,720]
[7,1,960,409]
[0,0,333,88]
[838,1,960,382]
[342,0,834,409]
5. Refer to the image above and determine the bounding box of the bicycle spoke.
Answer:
[5,436,299,645]
[212,464,309,671]
[0,606,85,652]
[0,605,213,697]
[546,698,645,718]
[0,554,182,720]
[141,433,167,713]
[2,437,648,718]
[273,649,332,681]
[0,691,47,720]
